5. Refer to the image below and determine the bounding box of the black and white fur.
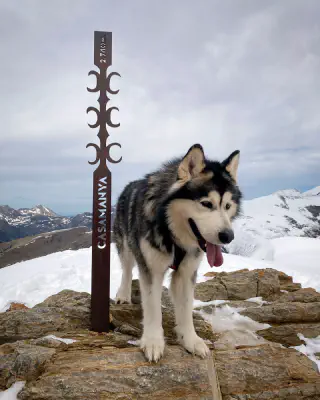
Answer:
[113,144,242,362]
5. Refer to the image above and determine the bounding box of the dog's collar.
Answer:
[169,243,186,271]
[169,219,205,271]
[188,218,206,253]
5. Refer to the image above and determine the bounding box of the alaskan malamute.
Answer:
[113,144,242,361]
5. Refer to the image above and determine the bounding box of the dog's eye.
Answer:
[200,201,213,209]
[225,203,231,210]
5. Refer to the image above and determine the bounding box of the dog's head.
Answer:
[166,144,242,266]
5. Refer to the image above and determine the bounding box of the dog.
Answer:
[113,144,242,362]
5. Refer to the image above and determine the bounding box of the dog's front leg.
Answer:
[139,268,166,362]
[138,239,169,362]
[170,255,209,358]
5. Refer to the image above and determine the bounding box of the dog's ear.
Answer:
[222,150,240,182]
[178,144,205,181]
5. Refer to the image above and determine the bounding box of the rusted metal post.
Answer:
[86,31,121,332]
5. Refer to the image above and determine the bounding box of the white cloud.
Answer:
[0,0,319,212]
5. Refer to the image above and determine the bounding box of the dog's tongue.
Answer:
[206,242,223,267]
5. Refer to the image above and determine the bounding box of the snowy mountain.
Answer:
[228,187,320,259]
[18,205,57,217]
[303,186,320,196]
[0,205,94,243]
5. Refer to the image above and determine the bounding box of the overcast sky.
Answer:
[0,0,319,215]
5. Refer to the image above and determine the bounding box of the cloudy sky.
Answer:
[0,0,319,215]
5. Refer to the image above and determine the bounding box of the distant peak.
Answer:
[33,205,58,217]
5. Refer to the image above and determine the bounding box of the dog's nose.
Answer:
[218,229,234,244]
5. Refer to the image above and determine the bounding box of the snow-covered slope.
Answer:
[1,238,320,312]
[303,186,320,197]
[228,187,320,259]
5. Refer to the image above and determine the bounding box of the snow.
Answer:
[245,297,270,305]
[199,304,270,350]
[1,237,319,312]
[227,187,320,258]
[303,186,320,197]
[43,335,77,344]
[292,334,320,372]
[271,237,320,289]
[0,382,25,400]
[201,304,270,333]
[193,299,228,308]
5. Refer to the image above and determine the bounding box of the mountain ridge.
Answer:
[228,186,320,259]
[0,204,94,243]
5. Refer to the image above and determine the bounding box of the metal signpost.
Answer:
[86,31,121,332]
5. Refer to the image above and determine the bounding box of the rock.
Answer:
[194,279,228,302]
[6,303,29,312]
[241,302,320,324]
[215,343,320,399]
[31,336,70,349]
[256,268,280,299]
[117,280,217,343]
[34,289,91,316]
[18,346,214,400]
[14,342,320,400]
[194,268,280,302]
[131,279,173,309]
[275,288,320,303]
[0,290,91,344]
[0,341,55,390]
[258,323,320,346]
[2,277,320,400]
[213,329,268,350]
[203,271,221,278]
[278,271,302,292]
[0,288,216,347]
[110,303,217,343]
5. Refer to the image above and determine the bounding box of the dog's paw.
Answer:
[179,332,210,358]
[115,292,131,304]
[140,334,165,362]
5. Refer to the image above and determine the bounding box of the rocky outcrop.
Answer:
[257,323,320,346]
[194,270,320,348]
[216,343,320,400]
[0,342,55,390]
[194,268,280,301]
[275,288,320,303]
[0,290,91,344]
[241,302,320,323]
[1,271,320,399]
[18,345,214,399]
[278,271,302,292]
[12,342,319,400]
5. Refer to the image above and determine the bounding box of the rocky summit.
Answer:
[1,270,320,399]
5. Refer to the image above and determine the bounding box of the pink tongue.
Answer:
[206,242,224,267]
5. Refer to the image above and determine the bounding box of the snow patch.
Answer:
[292,333,320,372]
[127,340,139,346]
[201,304,270,333]
[0,382,25,400]
[245,297,270,305]
[200,305,270,350]
[43,335,77,344]
[193,299,228,308]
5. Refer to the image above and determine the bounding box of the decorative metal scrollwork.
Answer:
[86,32,121,166]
